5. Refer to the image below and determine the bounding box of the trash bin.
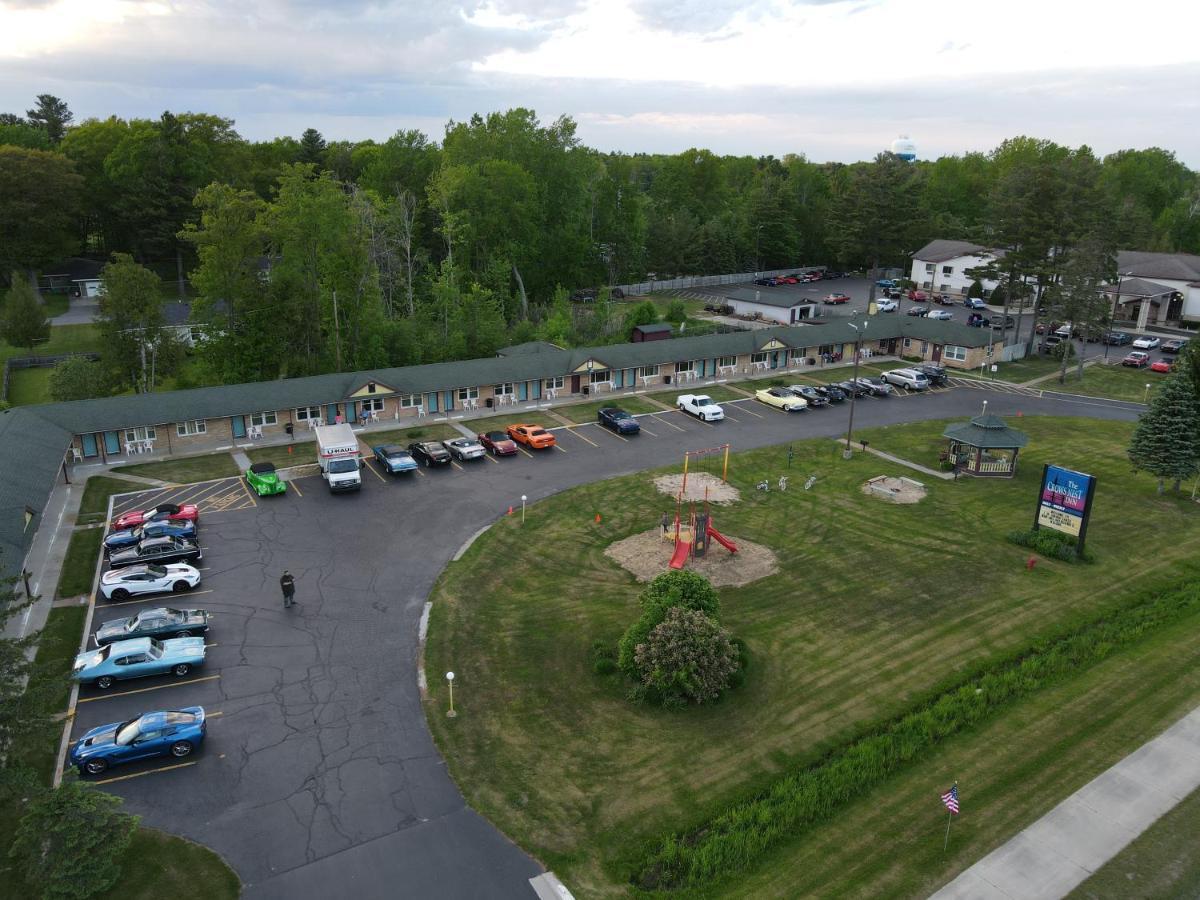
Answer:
[664,374,672,385]
[284,422,294,437]
[485,397,494,408]
[583,385,590,396]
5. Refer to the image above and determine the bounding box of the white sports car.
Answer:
[98,564,202,602]
[1131,336,1161,349]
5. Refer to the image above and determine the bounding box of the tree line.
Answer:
[1,94,1198,392]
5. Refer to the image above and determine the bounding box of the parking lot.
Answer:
[66,384,1143,899]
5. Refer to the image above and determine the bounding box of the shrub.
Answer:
[634,607,739,705]
[632,578,1200,890]
[618,571,722,676]
[1049,340,1076,361]
[967,280,984,299]
[49,356,110,402]
[1007,527,1092,562]
[664,300,687,324]
[591,639,618,675]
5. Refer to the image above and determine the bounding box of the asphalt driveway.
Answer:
[69,386,1142,899]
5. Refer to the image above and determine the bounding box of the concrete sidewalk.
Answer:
[933,705,1200,899]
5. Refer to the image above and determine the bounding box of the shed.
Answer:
[632,322,674,343]
[941,412,1028,477]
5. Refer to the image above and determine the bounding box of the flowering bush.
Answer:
[634,607,739,706]
[617,570,722,677]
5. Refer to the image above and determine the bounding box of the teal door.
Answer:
[326,404,338,424]
[231,416,246,439]
[531,380,541,399]
[81,434,98,458]
[444,391,454,412]
[346,402,357,423]
[427,392,439,413]
[104,431,120,455]
[518,382,528,401]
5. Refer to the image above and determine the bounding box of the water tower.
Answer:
[890,135,917,161]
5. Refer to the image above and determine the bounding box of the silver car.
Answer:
[442,437,486,461]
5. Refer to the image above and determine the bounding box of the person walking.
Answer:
[280,570,296,608]
[660,511,670,537]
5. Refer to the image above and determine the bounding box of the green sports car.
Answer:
[245,461,287,496]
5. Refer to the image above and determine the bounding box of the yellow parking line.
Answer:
[290,480,303,497]
[553,443,568,453]
[113,486,174,516]
[238,476,258,508]
[363,459,386,482]
[517,446,534,458]
[593,425,629,443]
[77,674,221,703]
[206,710,223,718]
[171,480,230,508]
[451,461,464,471]
[652,414,687,433]
[567,427,599,448]
[483,453,499,464]
[93,761,197,785]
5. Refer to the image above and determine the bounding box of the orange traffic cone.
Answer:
[595,513,602,524]
[507,506,514,516]
[287,445,293,454]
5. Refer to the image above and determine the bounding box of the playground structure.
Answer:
[669,487,738,570]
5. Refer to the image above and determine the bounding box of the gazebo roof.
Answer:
[942,414,1029,449]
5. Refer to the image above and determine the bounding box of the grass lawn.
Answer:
[5,367,52,405]
[1068,781,1200,899]
[0,324,101,364]
[553,396,661,425]
[94,830,239,900]
[245,440,316,469]
[78,475,144,523]
[646,383,746,405]
[422,417,1200,897]
[467,411,557,435]
[112,453,239,484]
[365,423,460,445]
[56,527,104,599]
[1038,360,1164,403]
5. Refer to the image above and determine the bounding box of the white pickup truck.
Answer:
[677,394,725,422]
[314,423,363,492]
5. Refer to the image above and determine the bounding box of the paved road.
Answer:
[69,388,1141,900]
[50,295,100,325]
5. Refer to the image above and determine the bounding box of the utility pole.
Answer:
[332,289,342,371]
[843,320,867,458]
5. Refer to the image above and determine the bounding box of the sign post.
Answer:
[1034,464,1098,558]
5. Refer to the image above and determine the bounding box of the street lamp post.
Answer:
[843,321,867,459]
[446,671,456,718]
[521,494,527,524]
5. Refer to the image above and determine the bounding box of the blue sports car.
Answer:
[104,520,197,552]
[70,707,207,776]
[72,636,206,690]
[373,444,418,475]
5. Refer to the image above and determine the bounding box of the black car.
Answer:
[1161,339,1187,354]
[989,315,1016,330]
[597,407,641,434]
[789,385,828,407]
[107,536,202,570]
[917,364,948,386]
[408,441,451,466]
[817,384,847,402]
[906,305,929,317]
[1102,331,1133,346]
[753,277,778,287]
[93,607,210,646]
[838,380,871,398]
[855,376,893,396]
[104,520,197,553]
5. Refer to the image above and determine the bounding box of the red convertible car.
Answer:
[1150,359,1173,373]
[1121,351,1150,369]
[112,503,200,531]
[907,289,928,301]
[477,430,519,456]
[822,293,851,305]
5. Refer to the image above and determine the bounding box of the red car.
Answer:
[477,430,518,456]
[112,503,199,531]
[907,289,928,301]
[803,272,823,282]
[1150,359,1173,373]
[775,275,798,284]
[822,293,851,305]
[1121,351,1151,368]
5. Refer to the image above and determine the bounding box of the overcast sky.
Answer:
[1,0,1198,164]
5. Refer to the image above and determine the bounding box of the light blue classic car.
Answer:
[71,636,206,690]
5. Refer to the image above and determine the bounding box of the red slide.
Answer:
[707,526,738,554]
[668,539,692,569]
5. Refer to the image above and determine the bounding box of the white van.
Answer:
[881,369,931,391]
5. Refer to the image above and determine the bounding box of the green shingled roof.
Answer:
[0,408,75,575]
[942,414,1029,449]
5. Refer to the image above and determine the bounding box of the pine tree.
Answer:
[1128,368,1200,493]
[0,275,50,348]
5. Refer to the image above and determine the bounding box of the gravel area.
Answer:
[604,528,778,587]
[653,472,740,504]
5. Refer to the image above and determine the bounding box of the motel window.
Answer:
[675,361,695,374]
[751,352,768,364]
[944,345,967,362]
[176,420,206,437]
[250,411,277,427]
[589,370,611,384]
[361,397,386,413]
[925,263,934,273]
[295,406,320,421]
[639,365,659,379]
[399,394,420,408]
[493,383,514,396]
[124,425,156,443]
[922,280,932,290]
[366,382,377,394]
[545,376,564,391]
[459,387,480,402]
[903,338,912,349]
[921,342,929,353]
[717,356,736,368]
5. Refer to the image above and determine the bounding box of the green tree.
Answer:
[9,780,138,898]
[0,147,82,279]
[623,299,658,335]
[0,276,50,348]
[60,116,135,255]
[299,128,326,166]
[1044,235,1114,382]
[664,299,687,324]
[49,355,110,401]
[96,253,166,391]
[633,606,739,706]
[0,552,58,756]
[618,570,722,677]
[1128,368,1200,493]
[0,122,50,150]
[25,94,73,145]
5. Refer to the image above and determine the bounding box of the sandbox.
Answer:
[604,528,778,587]
[862,475,927,504]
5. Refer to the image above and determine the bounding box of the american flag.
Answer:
[941,784,959,815]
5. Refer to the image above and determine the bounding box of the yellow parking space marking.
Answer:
[592,425,629,442]
[638,424,659,437]
[483,453,499,464]
[565,427,599,448]
[101,589,213,607]
[238,476,258,508]
[652,414,687,433]
[112,486,175,516]
[94,761,197,785]
[171,480,229,508]
[289,480,303,497]
[206,710,223,718]
[451,461,464,471]
[517,445,534,459]
[77,674,220,703]
[363,459,387,482]
[553,443,568,453]
[735,403,765,418]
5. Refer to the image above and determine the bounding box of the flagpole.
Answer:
[944,808,952,851]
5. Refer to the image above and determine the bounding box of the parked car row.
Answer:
[754,270,846,287]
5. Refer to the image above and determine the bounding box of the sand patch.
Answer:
[652,472,740,504]
[604,528,778,588]
[862,475,927,504]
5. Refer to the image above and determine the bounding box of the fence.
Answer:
[0,353,100,404]
[614,266,824,296]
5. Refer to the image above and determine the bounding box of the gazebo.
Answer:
[941,412,1028,477]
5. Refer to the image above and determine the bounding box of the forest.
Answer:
[1,93,1197,393]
